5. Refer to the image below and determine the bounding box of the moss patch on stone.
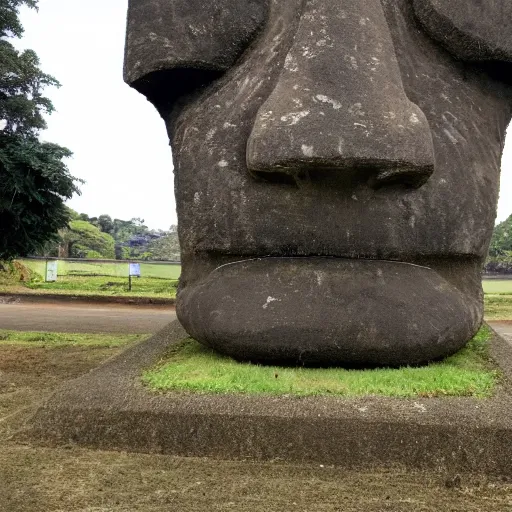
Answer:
[142,326,500,398]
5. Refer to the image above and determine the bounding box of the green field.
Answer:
[19,258,181,280]
[143,326,499,398]
[22,275,178,298]
[5,259,181,298]
[483,295,512,320]
[0,260,179,299]
[482,280,512,319]
[482,279,512,294]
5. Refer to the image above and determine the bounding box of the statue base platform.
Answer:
[23,320,512,476]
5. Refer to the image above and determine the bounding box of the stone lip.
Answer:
[177,257,482,366]
[24,320,512,476]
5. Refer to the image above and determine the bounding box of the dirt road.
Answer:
[0,302,175,334]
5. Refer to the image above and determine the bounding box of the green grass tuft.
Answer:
[142,326,500,399]
[0,330,147,347]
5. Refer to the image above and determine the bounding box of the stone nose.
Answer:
[247,0,435,188]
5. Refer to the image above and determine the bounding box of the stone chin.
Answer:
[176,256,482,367]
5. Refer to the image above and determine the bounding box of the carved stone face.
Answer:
[125,0,512,366]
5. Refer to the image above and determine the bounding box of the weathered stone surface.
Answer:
[413,0,512,62]
[125,0,512,366]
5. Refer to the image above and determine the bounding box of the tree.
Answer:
[146,232,181,261]
[96,214,114,235]
[112,217,149,243]
[489,214,512,257]
[0,0,81,260]
[60,220,115,259]
[485,214,512,274]
[70,214,163,260]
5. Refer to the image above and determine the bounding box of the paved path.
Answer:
[489,321,512,346]
[0,302,175,334]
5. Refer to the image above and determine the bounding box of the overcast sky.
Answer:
[15,0,512,229]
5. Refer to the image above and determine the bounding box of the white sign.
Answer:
[129,263,141,277]
[46,261,58,282]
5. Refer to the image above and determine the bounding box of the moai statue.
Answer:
[124,0,512,366]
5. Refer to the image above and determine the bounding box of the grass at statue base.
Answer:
[143,326,500,399]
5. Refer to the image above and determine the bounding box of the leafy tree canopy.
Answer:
[0,0,81,260]
[79,214,149,242]
[489,214,512,257]
[35,208,181,261]
[0,0,36,39]
[60,220,116,259]
[146,232,180,261]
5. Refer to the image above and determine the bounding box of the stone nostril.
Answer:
[246,0,435,189]
[252,164,432,190]
[370,165,433,190]
[250,169,300,187]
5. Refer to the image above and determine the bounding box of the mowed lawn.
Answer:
[23,275,178,298]
[0,330,147,347]
[482,279,512,320]
[19,259,181,280]
[0,259,181,298]
[482,279,512,294]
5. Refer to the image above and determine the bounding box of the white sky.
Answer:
[14,0,512,229]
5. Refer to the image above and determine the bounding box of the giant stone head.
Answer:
[124,0,512,366]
